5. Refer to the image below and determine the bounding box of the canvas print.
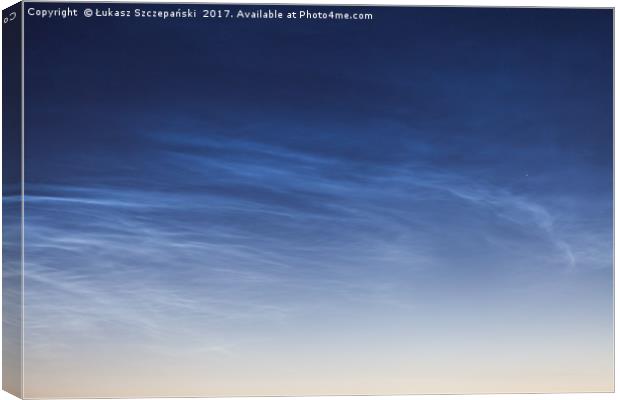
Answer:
[2,2,614,398]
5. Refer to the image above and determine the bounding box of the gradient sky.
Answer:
[20,4,613,397]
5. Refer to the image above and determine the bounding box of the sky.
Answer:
[19,4,613,397]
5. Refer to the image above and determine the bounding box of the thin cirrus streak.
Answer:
[26,136,612,310]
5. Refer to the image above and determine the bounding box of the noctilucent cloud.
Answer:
[20,4,612,397]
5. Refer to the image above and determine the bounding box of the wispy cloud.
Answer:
[24,132,611,367]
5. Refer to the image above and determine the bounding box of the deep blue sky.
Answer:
[25,7,611,179]
[22,5,613,396]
